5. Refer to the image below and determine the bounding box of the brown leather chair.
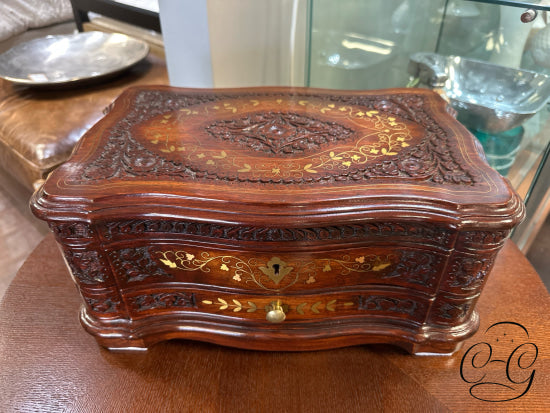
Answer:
[0,53,168,190]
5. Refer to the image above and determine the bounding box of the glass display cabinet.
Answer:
[306,0,550,252]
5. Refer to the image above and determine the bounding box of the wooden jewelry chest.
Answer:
[31,86,524,354]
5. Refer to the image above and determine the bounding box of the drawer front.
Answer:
[107,243,447,295]
[121,287,431,325]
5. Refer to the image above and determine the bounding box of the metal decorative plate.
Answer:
[0,31,149,87]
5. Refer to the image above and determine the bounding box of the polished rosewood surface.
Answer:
[31,87,524,353]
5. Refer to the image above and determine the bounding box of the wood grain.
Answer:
[0,235,547,412]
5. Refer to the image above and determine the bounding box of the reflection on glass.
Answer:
[307,0,550,193]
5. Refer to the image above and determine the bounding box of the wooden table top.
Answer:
[1,234,548,412]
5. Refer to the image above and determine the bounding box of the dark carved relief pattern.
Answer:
[102,219,452,245]
[205,112,355,155]
[383,250,440,288]
[51,222,94,239]
[109,247,172,282]
[82,92,218,181]
[462,230,510,248]
[438,302,471,320]
[79,90,478,185]
[82,129,194,182]
[65,250,108,284]
[85,297,120,313]
[446,256,496,291]
[358,295,419,316]
[129,292,195,312]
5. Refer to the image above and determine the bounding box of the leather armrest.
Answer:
[0,53,168,189]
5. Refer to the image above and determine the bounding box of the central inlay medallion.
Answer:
[205,112,355,155]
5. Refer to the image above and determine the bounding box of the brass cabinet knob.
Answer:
[266,300,286,323]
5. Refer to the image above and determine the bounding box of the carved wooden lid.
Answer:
[33,86,524,228]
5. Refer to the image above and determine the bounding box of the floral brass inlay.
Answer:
[157,250,396,292]
[141,97,414,181]
[201,298,257,313]
[201,297,355,316]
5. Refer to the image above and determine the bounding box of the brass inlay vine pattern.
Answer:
[157,250,396,292]
[202,298,258,313]
[142,97,413,181]
[200,297,355,315]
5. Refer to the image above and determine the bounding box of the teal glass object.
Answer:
[472,126,524,176]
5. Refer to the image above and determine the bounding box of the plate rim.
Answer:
[0,31,150,87]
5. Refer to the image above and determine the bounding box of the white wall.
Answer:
[159,0,307,88]
[159,0,213,87]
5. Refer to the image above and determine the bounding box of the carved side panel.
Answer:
[441,252,497,294]
[83,291,122,315]
[438,302,471,320]
[429,295,479,326]
[51,222,115,287]
[428,229,505,327]
[383,250,441,289]
[109,247,172,283]
[50,221,127,319]
[357,294,427,322]
[64,249,111,285]
[127,291,196,313]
